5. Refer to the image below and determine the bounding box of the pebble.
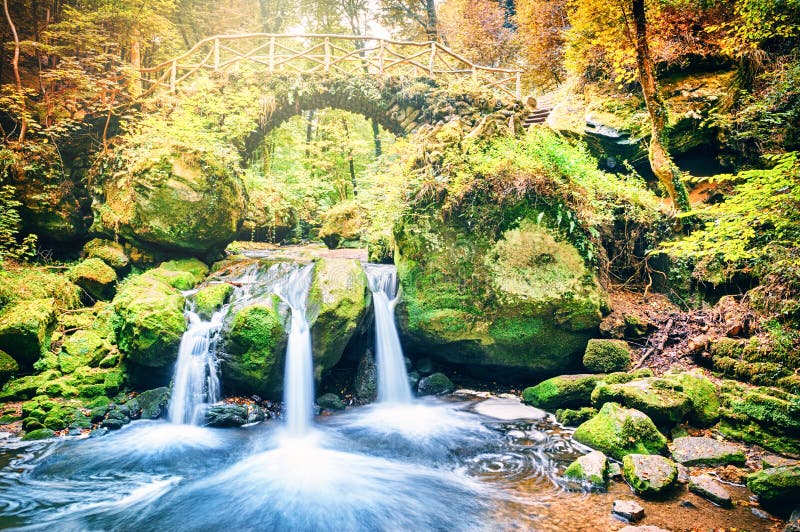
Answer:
[612,499,645,522]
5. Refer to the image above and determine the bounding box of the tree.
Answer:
[515,0,568,87]
[630,0,690,212]
[438,0,516,67]
[3,0,26,142]
[379,0,439,41]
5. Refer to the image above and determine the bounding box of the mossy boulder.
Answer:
[395,215,607,378]
[583,339,631,373]
[194,283,234,320]
[69,258,118,301]
[591,378,693,425]
[747,466,800,508]
[522,374,602,409]
[307,259,370,379]
[223,302,286,398]
[148,259,209,290]
[319,201,366,249]
[555,406,598,426]
[135,386,170,419]
[59,330,111,373]
[111,274,187,368]
[563,450,609,489]
[0,374,43,400]
[83,238,130,272]
[663,370,720,426]
[622,454,678,496]
[93,146,248,257]
[718,384,800,455]
[573,402,668,460]
[22,428,55,440]
[670,436,746,466]
[418,372,455,395]
[0,298,56,367]
[0,349,19,383]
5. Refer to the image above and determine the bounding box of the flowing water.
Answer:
[363,264,412,404]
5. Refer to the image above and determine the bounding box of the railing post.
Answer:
[378,39,385,78]
[170,60,177,92]
[429,42,436,76]
[269,36,275,73]
[515,71,522,100]
[213,38,220,71]
[472,66,477,84]
[324,37,331,73]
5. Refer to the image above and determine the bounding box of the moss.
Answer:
[146,268,197,291]
[22,428,55,440]
[522,374,601,409]
[603,368,654,384]
[663,370,720,426]
[0,298,56,367]
[194,283,233,320]
[78,384,106,398]
[111,274,187,368]
[42,403,84,431]
[159,259,209,285]
[307,259,370,379]
[556,406,598,426]
[319,200,365,249]
[583,339,631,373]
[68,258,118,301]
[563,451,609,489]
[0,267,81,310]
[223,303,285,398]
[622,454,678,496]
[747,466,800,507]
[0,349,19,382]
[573,402,668,461]
[718,419,800,455]
[0,374,43,400]
[591,378,693,425]
[103,369,125,395]
[83,238,130,271]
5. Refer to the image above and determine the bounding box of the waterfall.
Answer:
[275,263,315,436]
[167,310,223,425]
[364,264,412,404]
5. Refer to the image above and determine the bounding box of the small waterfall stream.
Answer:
[275,263,315,437]
[364,264,412,404]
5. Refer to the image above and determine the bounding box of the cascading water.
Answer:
[274,263,315,436]
[364,264,412,404]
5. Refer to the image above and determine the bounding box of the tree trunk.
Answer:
[424,0,438,41]
[371,118,382,158]
[3,0,26,143]
[631,0,689,212]
[305,109,315,157]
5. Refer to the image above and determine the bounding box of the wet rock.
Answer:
[573,402,668,461]
[0,298,56,367]
[676,464,690,484]
[522,374,601,409]
[473,396,547,421]
[663,370,720,427]
[247,405,266,423]
[689,474,733,507]
[69,258,117,301]
[583,339,631,373]
[612,499,645,522]
[762,455,800,469]
[752,508,771,519]
[622,454,678,496]
[204,403,248,427]
[354,352,377,402]
[407,371,420,390]
[417,372,454,396]
[101,408,130,430]
[747,466,800,507]
[679,500,697,509]
[194,283,233,320]
[786,509,800,532]
[563,450,609,489]
[670,436,746,466]
[90,427,108,438]
[134,387,170,419]
[22,428,55,440]
[608,462,622,479]
[555,407,597,426]
[591,377,692,425]
[317,393,345,411]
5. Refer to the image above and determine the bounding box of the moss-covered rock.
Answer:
[194,283,234,320]
[662,370,720,426]
[22,428,55,440]
[395,215,606,377]
[0,267,82,311]
[0,298,56,367]
[0,349,19,383]
[93,145,248,257]
[670,436,746,466]
[0,374,43,400]
[747,466,800,508]
[563,450,609,489]
[622,454,678,496]
[223,302,286,398]
[69,258,118,301]
[583,339,631,373]
[555,406,598,426]
[718,384,800,455]
[307,259,370,379]
[135,387,170,419]
[418,372,455,395]
[58,330,111,374]
[591,378,693,425]
[112,274,186,368]
[147,259,209,291]
[522,374,601,409]
[573,402,668,460]
[319,200,366,249]
[83,238,130,272]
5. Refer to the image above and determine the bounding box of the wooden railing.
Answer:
[138,33,523,101]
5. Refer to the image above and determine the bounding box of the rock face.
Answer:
[111,273,187,368]
[591,378,693,425]
[747,466,800,507]
[583,339,631,373]
[307,259,370,378]
[94,147,247,257]
[689,474,733,507]
[0,298,56,367]
[563,450,609,489]
[394,215,607,378]
[573,402,667,461]
[622,454,678,496]
[354,352,377,402]
[69,258,118,301]
[670,436,746,466]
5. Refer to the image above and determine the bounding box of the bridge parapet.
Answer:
[138,34,523,101]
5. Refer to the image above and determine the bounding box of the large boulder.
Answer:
[563,450,609,489]
[0,349,19,384]
[747,466,800,508]
[83,238,130,272]
[222,302,287,398]
[0,298,56,367]
[573,402,668,461]
[583,339,631,373]
[69,258,118,301]
[670,436,746,467]
[93,146,247,257]
[194,283,234,320]
[622,454,678,496]
[591,377,693,425]
[395,215,607,378]
[522,374,602,409]
[111,274,186,368]
[307,259,370,378]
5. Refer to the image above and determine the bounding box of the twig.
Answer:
[635,317,673,369]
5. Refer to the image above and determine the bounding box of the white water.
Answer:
[364,264,412,404]
[275,264,315,437]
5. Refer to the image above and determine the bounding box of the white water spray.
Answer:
[364,264,412,404]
